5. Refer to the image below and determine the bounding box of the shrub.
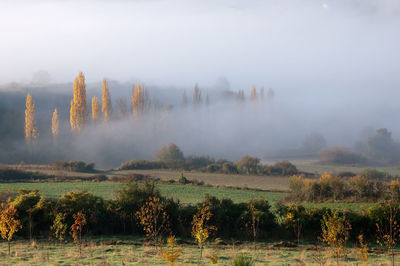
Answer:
[319,147,366,164]
[359,169,391,180]
[236,156,260,174]
[118,159,164,170]
[154,143,185,169]
[232,253,253,266]
[53,160,95,172]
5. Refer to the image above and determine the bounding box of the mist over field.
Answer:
[0,0,399,167]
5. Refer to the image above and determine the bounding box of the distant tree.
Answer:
[70,211,87,256]
[70,72,88,131]
[154,143,185,169]
[193,83,202,106]
[205,94,210,106]
[237,156,260,174]
[31,70,51,84]
[25,93,39,145]
[51,108,59,144]
[237,90,245,101]
[101,78,112,122]
[0,203,22,256]
[267,88,275,103]
[91,96,100,124]
[366,128,398,164]
[132,84,146,118]
[259,86,264,100]
[182,89,188,107]
[116,98,128,118]
[302,133,327,154]
[250,86,257,101]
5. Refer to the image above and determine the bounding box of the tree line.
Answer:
[1,185,400,264]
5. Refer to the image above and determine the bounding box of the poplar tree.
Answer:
[193,83,202,106]
[24,93,38,145]
[101,78,112,122]
[70,72,88,131]
[132,84,145,118]
[250,86,257,101]
[51,108,59,143]
[91,96,100,124]
[182,89,188,107]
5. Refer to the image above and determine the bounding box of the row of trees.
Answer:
[2,186,400,264]
[119,143,299,176]
[288,172,400,202]
[24,72,274,145]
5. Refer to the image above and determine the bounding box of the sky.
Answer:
[0,0,399,92]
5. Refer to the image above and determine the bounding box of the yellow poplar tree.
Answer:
[250,86,257,101]
[91,96,100,124]
[51,108,59,143]
[132,84,145,118]
[101,78,112,122]
[70,72,88,131]
[25,93,39,145]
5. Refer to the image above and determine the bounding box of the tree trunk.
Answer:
[8,240,10,256]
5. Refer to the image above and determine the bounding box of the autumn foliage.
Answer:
[70,72,88,131]
[0,203,22,256]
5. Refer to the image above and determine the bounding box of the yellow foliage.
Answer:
[136,197,169,244]
[70,72,88,131]
[357,234,369,263]
[51,108,59,142]
[160,235,183,266]
[250,86,257,101]
[320,210,351,264]
[132,84,145,118]
[25,93,39,144]
[101,78,112,122]
[0,202,22,256]
[319,172,332,184]
[70,211,87,256]
[208,252,218,264]
[91,96,100,124]
[192,202,216,261]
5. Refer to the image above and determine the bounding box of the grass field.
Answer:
[0,182,287,205]
[0,238,397,265]
[287,158,400,176]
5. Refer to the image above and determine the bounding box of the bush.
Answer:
[319,146,366,164]
[359,169,391,180]
[118,159,164,170]
[53,160,96,172]
[232,253,253,266]
[262,161,298,176]
[185,156,215,170]
[178,173,189,184]
[236,156,260,174]
[154,143,185,169]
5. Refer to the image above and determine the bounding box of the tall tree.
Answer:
[182,89,188,107]
[51,108,59,143]
[91,96,100,124]
[193,83,202,106]
[24,93,38,145]
[132,84,145,118]
[250,86,257,101]
[70,72,88,131]
[101,78,112,122]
